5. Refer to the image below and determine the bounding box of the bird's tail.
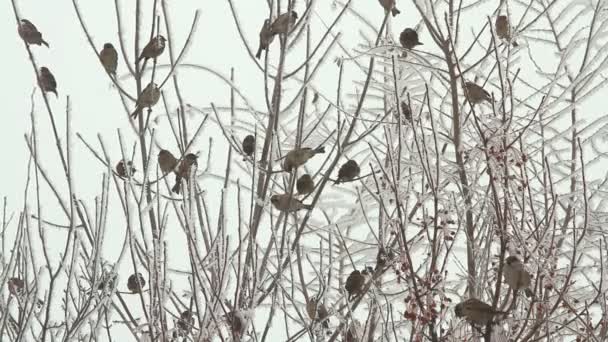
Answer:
[52,90,58,97]
[172,176,182,194]
[314,146,326,154]
[255,45,263,59]
[130,106,142,118]
[391,8,401,16]
[42,40,49,48]
[303,204,313,210]
[512,40,519,48]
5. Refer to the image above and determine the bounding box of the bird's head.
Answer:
[103,43,114,49]
[498,15,508,21]
[21,19,32,24]
[185,153,199,162]
[40,67,49,73]
[291,11,298,19]
[454,303,464,317]
[505,256,520,266]
[158,35,167,42]
[270,195,279,205]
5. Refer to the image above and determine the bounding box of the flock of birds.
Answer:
[14,1,527,336]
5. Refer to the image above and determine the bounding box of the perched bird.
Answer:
[242,135,255,160]
[8,277,24,296]
[335,160,360,184]
[495,15,518,47]
[172,153,198,194]
[18,19,49,47]
[378,0,401,17]
[255,19,275,59]
[99,43,118,75]
[38,67,57,97]
[400,101,412,121]
[131,82,161,118]
[158,149,178,174]
[296,174,315,195]
[127,272,146,293]
[137,35,166,63]
[282,146,326,172]
[399,28,423,49]
[270,194,312,212]
[116,160,136,178]
[464,81,492,104]
[226,310,246,337]
[306,296,329,328]
[176,310,195,335]
[454,298,506,325]
[503,256,533,297]
[345,270,365,300]
[270,11,298,35]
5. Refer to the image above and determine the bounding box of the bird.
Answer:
[99,43,118,75]
[306,296,329,328]
[172,153,198,194]
[378,0,401,17]
[158,149,178,174]
[226,310,246,338]
[454,298,506,325]
[116,160,136,178]
[18,19,49,47]
[375,246,394,270]
[495,15,518,47]
[270,194,312,212]
[176,310,195,335]
[242,135,255,160]
[345,270,365,300]
[127,273,146,293]
[38,67,58,97]
[335,160,360,184]
[270,11,298,35]
[296,174,315,195]
[8,277,24,296]
[399,28,423,49]
[400,101,412,121]
[503,256,534,297]
[137,35,166,63]
[464,81,492,104]
[282,146,325,172]
[131,82,161,118]
[256,19,275,59]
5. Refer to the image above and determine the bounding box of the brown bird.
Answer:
[176,310,195,335]
[99,43,118,75]
[38,67,57,97]
[172,153,198,194]
[495,15,518,47]
[158,149,178,174]
[296,174,315,195]
[18,19,49,47]
[345,270,365,300]
[464,81,492,104]
[270,11,298,35]
[256,19,275,59]
[8,277,25,296]
[137,35,166,63]
[283,146,326,172]
[454,298,506,325]
[400,28,423,49]
[335,160,360,184]
[242,135,255,160]
[131,82,161,118]
[306,296,329,328]
[270,194,312,212]
[503,256,534,298]
[116,160,136,178]
[227,310,246,337]
[378,0,401,17]
[127,272,146,293]
[400,101,412,121]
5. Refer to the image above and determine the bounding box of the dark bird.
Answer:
[306,296,330,328]
[256,19,275,59]
[172,153,198,194]
[283,146,325,172]
[242,135,255,160]
[454,298,506,325]
[345,270,365,300]
[227,310,246,338]
[127,272,146,293]
[496,15,518,47]
[18,19,49,47]
[116,160,136,178]
[270,11,298,35]
[270,194,312,212]
[100,43,118,75]
[464,81,492,104]
[131,82,160,118]
[296,174,315,195]
[504,256,534,298]
[378,0,401,17]
[158,149,178,174]
[38,67,57,97]
[8,278,24,296]
[176,310,195,335]
[335,160,360,184]
[400,101,412,121]
[400,28,423,49]
[137,35,166,63]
